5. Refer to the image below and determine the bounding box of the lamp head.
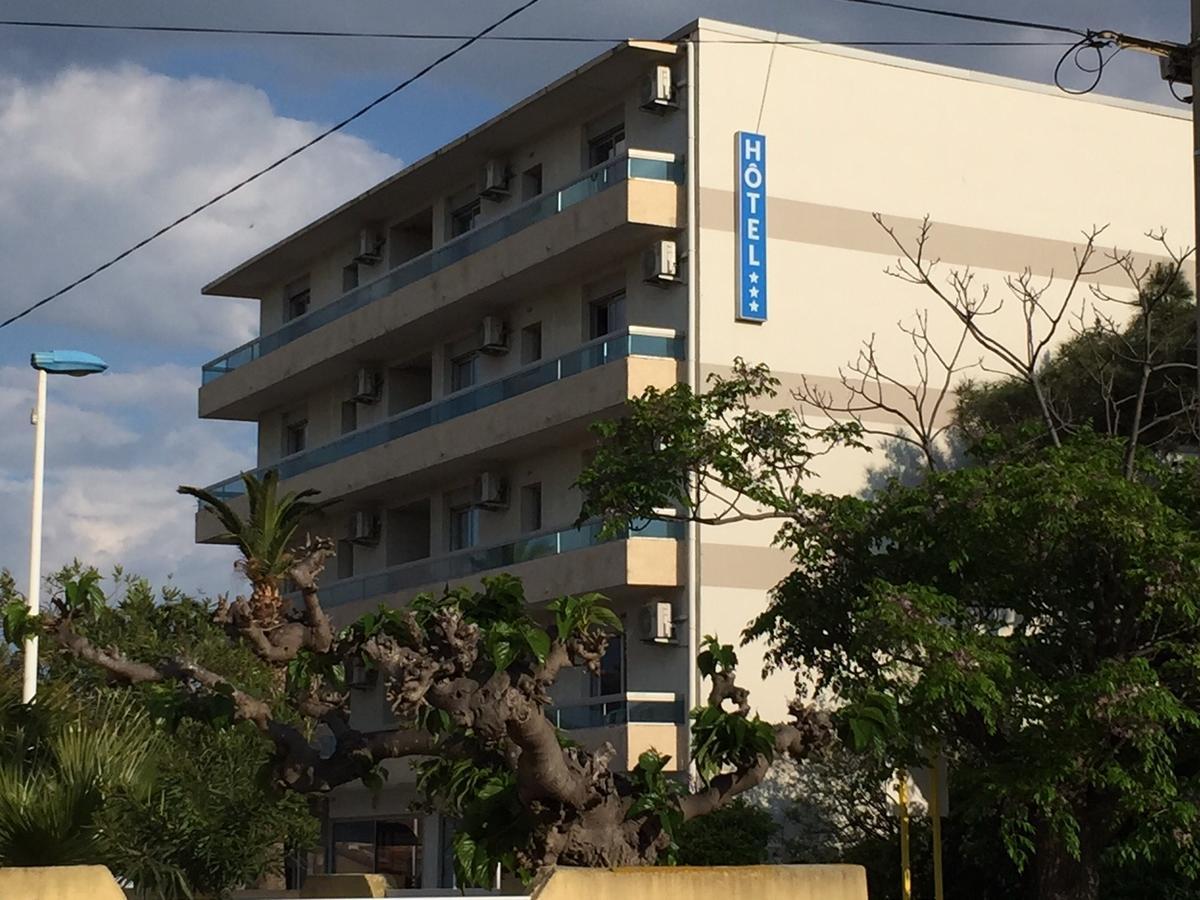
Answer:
[30,350,109,377]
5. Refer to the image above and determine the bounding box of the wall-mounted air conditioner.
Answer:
[352,367,381,403]
[640,65,677,112]
[640,599,675,644]
[473,471,508,510]
[479,159,510,199]
[643,240,679,285]
[348,510,381,545]
[479,316,509,355]
[354,228,384,265]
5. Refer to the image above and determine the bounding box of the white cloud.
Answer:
[0,363,249,600]
[0,64,400,351]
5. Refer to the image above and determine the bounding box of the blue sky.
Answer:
[0,0,1187,599]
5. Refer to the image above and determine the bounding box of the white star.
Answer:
[748,301,760,313]
[749,286,759,298]
[748,272,759,284]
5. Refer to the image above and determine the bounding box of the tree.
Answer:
[575,220,1200,900]
[8,472,838,887]
[674,799,777,866]
[0,670,160,869]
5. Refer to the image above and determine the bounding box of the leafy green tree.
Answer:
[0,670,160,868]
[576,216,1200,899]
[15,535,836,886]
[675,799,777,866]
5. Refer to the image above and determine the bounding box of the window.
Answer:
[521,164,543,200]
[284,276,311,322]
[448,504,476,551]
[449,353,477,393]
[588,290,627,340]
[590,634,624,697]
[342,263,359,292]
[520,483,543,533]
[448,198,480,238]
[340,399,358,435]
[282,414,307,456]
[336,540,355,580]
[520,322,543,364]
[587,124,626,168]
[331,818,422,889]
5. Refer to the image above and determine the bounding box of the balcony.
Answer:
[318,519,685,614]
[199,152,684,421]
[199,327,683,507]
[548,692,688,772]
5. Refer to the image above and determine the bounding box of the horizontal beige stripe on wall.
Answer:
[701,542,795,591]
[697,188,1173,290]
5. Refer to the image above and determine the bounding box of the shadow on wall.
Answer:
[862,433,968,497]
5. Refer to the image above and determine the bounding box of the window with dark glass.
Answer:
[448,198,481,238]
[587,124,626,168]
[341,399,358,435]
[520,483,542,533]
[520,322,543,364]
[330,818,422,889]
[448,504,476,551]
[521,164,543,200]
[588,290,627,340]
[449,353,477,393]
[590,634,624,697]
[283,414,307,456]
[342,263,359,292]
[284,276,311,322]
[336,540,354,580]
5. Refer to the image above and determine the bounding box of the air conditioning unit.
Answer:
[640,599,675,644]
[352,367,381,403]
[473,471,508,510]
[479,158,510,199]
[348,510,381,545]
[354,228,384,265]
[640,64,677,112]
[643,239,679,285]
[479,316,509,354]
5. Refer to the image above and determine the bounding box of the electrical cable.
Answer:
[0,0,546,331]
[824,0,1086,39]
[0,19,1074,47]
[1052,32,1122,96]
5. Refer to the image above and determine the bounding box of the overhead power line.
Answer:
[0,19,1075,47]
[827,0,1086,39]
[0,0,547,331]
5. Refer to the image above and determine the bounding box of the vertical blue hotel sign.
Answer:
[735,131,767,322]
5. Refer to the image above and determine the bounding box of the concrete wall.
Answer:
[0,866,126,900]
[532,865,867,900]
[688,19,1193,720]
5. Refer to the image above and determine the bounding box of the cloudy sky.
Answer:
[0,0,1187,600]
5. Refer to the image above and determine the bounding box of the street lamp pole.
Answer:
[23,368,47,703]
[23,350,108,703]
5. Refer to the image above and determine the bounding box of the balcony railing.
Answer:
[201,151,685,384]
[546,691,685,730]
[201,326,684,501]
[317,518,684,609]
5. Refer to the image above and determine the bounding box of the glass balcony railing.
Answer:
[201,151,685,385]
[546,691,686,730]
[201,326,684,502]
[317,518,685,609]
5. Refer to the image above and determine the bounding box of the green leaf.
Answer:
[523,627,551,663]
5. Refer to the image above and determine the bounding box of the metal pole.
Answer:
[23,368,47,703]
[898,771,912,900]
[930,760,945,900]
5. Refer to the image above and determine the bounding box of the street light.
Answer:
[24,350,108,702]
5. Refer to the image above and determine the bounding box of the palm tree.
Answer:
[178,470,332,624]
[0,679,161,867]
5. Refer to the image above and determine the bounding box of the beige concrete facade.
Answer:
[193,17,1191,889]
